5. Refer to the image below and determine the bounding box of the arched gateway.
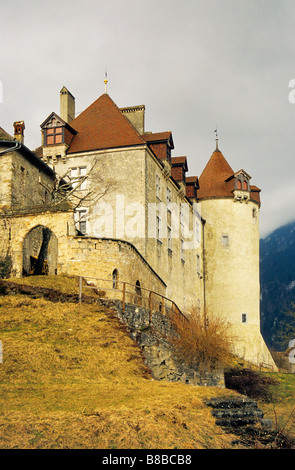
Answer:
[23,225,58,276]
[0,208,75,278]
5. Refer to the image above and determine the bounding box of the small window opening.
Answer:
[222,234,230,247]
[242,313,247,323]
[135,280,142,306]
[112,269,118,289]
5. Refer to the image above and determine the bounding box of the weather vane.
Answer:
[214,127,219,150]
[104,70,108,94]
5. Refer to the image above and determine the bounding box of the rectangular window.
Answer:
[156,215,161,241]
[70,167,87,190]
[181,239,185,261]
[222,234,230,247]
[166,187,172,212]
[77,209,87,235]
[156,174,161,201]
[167,226,172,252]
[79,167,87,190]
[180,204,184,227]
[197,254,200,274]
[45,127,63,145]
[241,313,247,323]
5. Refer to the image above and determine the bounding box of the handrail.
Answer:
[78,275,189,323]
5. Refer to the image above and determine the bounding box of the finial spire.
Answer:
[214,127,219,150]
[104,71,108,94]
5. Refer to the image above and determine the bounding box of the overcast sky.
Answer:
[1,0,295,237]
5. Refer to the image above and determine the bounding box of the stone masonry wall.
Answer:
[63,236,167,301]
[102,298,225,387]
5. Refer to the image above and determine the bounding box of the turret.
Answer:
[198,145,275,368]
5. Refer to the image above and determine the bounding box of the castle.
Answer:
[0,85,276,369]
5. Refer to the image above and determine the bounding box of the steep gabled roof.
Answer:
[67,93,146,154]
[40,112,77,134]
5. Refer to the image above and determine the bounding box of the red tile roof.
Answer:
[198,148,261,204]
[198,149,234,199]
[67,94,145,154]
[250,185,261,204]
[171,156,188,168]
[142,131,173,144]
[186,176,199,189]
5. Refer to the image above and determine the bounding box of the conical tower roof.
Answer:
[198,148,235,199]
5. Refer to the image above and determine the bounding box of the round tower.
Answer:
[198,144,276,368]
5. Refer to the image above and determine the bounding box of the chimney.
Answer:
[60,86,75,123]
[13,121,25,144]
[121,105,145,134]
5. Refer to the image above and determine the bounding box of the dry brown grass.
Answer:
[171,308,236,372]
[0,277,241,449]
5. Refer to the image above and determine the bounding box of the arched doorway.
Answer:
[22,225,58,276]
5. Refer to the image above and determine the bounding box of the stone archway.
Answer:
[22,225,58,276]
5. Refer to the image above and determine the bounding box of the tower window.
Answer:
[235,174,249,191]
[112,269,118,289]
[241,313,247,323]
[222,234,230,247]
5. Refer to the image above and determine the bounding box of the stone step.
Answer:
[206,396,258,410]
[215,417,260,428]
[205,396,268,429]
[211,408,263,420]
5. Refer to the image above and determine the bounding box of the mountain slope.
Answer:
[260,221,295,350]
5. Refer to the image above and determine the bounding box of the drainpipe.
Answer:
[201,217,207,329]
[0,140,21,155]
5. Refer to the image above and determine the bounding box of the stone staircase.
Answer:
[206,396,267,428]
[204,395,295,448]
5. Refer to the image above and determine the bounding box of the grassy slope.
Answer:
[0,276,240,449]
[259,373,295,441]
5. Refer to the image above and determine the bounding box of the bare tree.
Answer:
[50,157,115,210]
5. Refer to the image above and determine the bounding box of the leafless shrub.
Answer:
[170,308,236,371]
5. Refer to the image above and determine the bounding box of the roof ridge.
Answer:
[67,93,146,154]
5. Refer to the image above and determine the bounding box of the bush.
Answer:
[0,255,12,279]
[170,308,235,371]
[224,368,279,402]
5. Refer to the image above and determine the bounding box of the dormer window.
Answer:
[41,114,66,146]
[44,116,64,145]
[45,126,63,145]
[234,171,250,192]
[40,112,77,150]
[242,180,248,191]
